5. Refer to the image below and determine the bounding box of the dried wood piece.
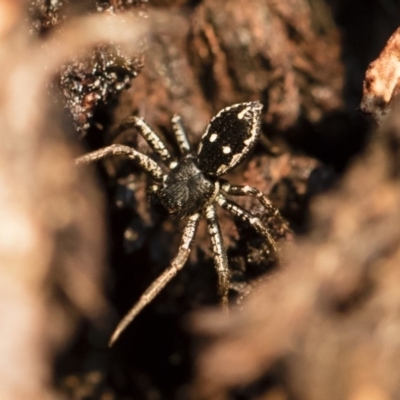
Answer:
[361,27,400,124]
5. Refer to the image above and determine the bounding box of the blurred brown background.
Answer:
[1,0,400,399]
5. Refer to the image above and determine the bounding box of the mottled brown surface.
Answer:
[29,0,147,134]
[1,0,396,399]
[86,1,344,398]
[189,0,343,130]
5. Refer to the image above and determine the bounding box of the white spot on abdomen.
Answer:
[237,108,250,120]
[222,146,231,154]
[209,133,218,142]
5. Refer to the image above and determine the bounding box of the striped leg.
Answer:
[216,194,278,254]
[109,213,201,346]
[205,204,229,312]
[75,144,165,182]
[171,114,191,156]
[113,115,175,168]
[221,182,279,217]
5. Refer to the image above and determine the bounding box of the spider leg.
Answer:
[171,114,191,156]
[109,213,201,346]
[113,115,176,168]
[205,203,229,312]
[221,182,279,217]
[216,193,278,254]
[75,144,165,182]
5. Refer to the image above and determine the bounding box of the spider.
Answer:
[76,102,284,346]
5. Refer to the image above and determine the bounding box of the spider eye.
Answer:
[197,102,263,176]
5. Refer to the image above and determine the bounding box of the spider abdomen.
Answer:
[158,157,215,217]
[197,102,262,176]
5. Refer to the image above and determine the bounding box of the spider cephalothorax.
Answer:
[76,102,285,345]
[158,156,215,217]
